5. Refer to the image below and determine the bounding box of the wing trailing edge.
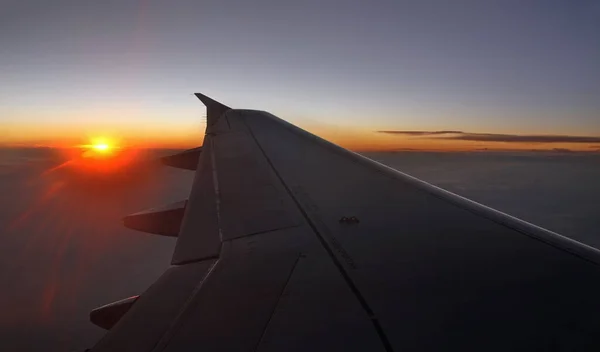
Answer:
[90,296,139,330]
[123,200,187,237]
[161,147,202,170]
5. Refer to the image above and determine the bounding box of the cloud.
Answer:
[392,148,419,151]
[551,148,573,153]
[378,130,600,143]
[443,133,600,143]
[378,130,463,136]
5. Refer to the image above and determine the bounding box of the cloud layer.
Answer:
[378,131,600,143]
[378,130,463,136]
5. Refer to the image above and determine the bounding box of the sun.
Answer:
[66,136,136,173]
[78,137,120,157]
[93,143,110,152]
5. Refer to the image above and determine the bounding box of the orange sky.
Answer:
[2,114,599,153]
[2,0,599,155]
[302,122,600,153]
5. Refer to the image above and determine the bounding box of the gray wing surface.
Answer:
[91,94,600,351]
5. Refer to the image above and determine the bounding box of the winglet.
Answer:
[194,93,231,126]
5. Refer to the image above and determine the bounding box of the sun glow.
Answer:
[78,137,119,156]
[60,136,142,174]
[93,143,109,152]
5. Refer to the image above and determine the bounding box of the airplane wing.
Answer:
[89,93,600,351]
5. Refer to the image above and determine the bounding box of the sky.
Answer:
[1,0,599,151]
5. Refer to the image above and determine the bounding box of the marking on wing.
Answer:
[292,186,358,270]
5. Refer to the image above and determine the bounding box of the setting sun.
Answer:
[79,137,119,155]
[93,143,110,152]
[60,136,142,174]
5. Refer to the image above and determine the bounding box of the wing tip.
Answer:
[193,93,231,126]
[193,92,230,108]
[193,92,211,105]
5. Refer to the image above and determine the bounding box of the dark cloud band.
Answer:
[378,130,463,136]
[378,131,600,143]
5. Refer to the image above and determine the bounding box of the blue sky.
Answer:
[1,0,599,147]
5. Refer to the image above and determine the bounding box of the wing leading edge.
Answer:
[90,94,600,351]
